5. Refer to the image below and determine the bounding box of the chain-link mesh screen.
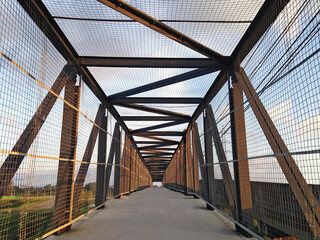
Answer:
[0,1,151,239]
[164,1,320,239]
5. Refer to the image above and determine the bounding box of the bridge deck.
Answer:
[50,188,247,240]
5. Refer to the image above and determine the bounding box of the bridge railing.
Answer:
[163,1,320,239]
[0,1,152,239]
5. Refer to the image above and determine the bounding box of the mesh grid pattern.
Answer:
[0,1,151,239]
[2,0,320,239]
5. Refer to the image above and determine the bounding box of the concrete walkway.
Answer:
[49,188,247,240]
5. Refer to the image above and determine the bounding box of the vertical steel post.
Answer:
[183,137,188,195]
[72,105,105,217]
[191,121,196,194]
[229,79,252,236]
[95,114,107,208]
[203,107,214,209]
[129,143,133,193]
[54,73,80,233]
[105,123,119,198]
[206,106,235,206]
[193,122,208,200]
[114,126,122,197]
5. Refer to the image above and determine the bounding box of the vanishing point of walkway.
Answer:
[50,188,247,240]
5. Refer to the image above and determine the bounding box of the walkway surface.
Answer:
[49,187,247,240]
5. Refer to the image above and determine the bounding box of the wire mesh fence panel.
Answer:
[2,0,320,239]
[0,1,152,239]
[163,1,320,239]
[236,0,320,239]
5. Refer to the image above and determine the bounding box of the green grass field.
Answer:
[0,189,97,239]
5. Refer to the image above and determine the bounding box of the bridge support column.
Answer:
[228,76,252,236]
[128,143,133,193]
[95,115,108,208]
[72,105,105,217]
[193,123,208,201]
[114,127,122,197]
[203,107,214,209]
[54,71,80,233]
[105,123,120,198]
[183,137,188,195]
[191,121,200,196]
[206,105,235,207]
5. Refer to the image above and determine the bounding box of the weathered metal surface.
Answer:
[234,68,320,238]
[54,77,80,232]
[0,65,75,198]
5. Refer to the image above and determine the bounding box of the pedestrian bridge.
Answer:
[0,0,319,240]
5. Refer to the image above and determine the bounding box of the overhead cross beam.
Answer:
[130,121,186,134]
[142,136,180,143]
[110,68,217,99]
[144,159,171,162]
[122,116,189,121]
[142,148,176,151]
[97,0,228,64]
[114,103,190,118]
[110,97,202,104]
[78,57,223,69]
[136,139,179,145]
[139,144,177,150]
[132,131,184,137]
[141,150,175,154]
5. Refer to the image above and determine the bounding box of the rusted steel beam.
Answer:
[140,150,174,154]
[234,68,320,238]
[132,131,184,137]
[113,127,122,196]
[203,108,215,204]
[0,65,75,198]
[191,121,200,193]
[135,141,166,145]
[192,123,208,200]
[95,115,108,207]
[110,97,202,104]
[138,143,178,150]
[110,68,217,99]
[230,82,252,210]
[229,84,252,236]
[130,121,185,134]
[185,125,194,192]
[183,137,188,195]
[114,103,190,118]
[142,148,176,151]
[206,105,235,206]
[122,116,190,121]
[78,56,223,69]
[54,76,80,232]
[105,123,120,197]
[142,153,173,156]
[72,105,105,216]
[97,0,227,64]
[140,136,180,144]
